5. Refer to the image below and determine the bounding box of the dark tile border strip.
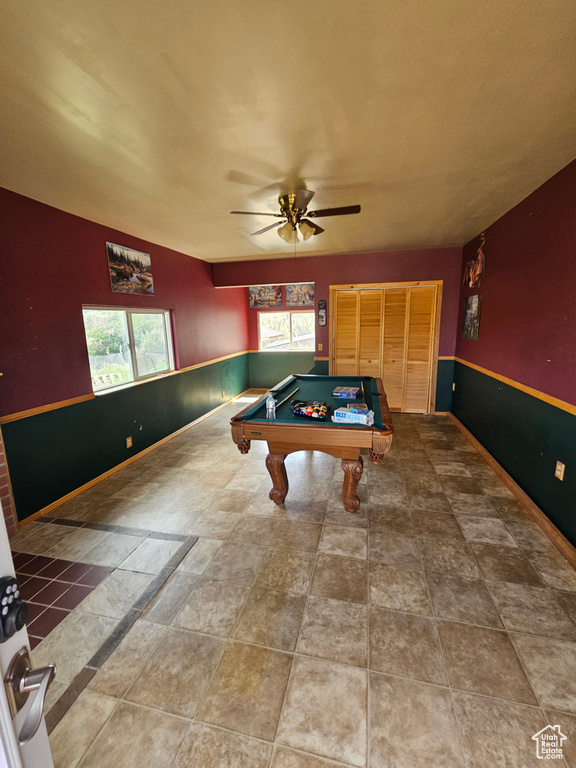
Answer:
[36,515,188,543]
[43,532,198,734]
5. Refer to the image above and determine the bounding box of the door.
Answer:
[0,501,54,768]
[331,282,441,413]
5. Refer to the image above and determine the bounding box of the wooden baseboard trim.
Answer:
[447,412,576,570]
[17,390,254,529]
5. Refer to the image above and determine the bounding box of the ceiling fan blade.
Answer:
[293,189,315,210]
[251,221,284,236]
[230,211,283,217]
[300,218,324,235]
[307,204,361,219]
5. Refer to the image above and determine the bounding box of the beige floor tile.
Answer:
[369,607,446,685]
[81,533,145,567]
[173,578,249,636]
[418,537,480,578]
[370,672,465,768]
[227,516,279,546]
[126,627,224,718]
[324,505,367,528]
[556,591,576,626]
[457,516,518,547]
[318,524,367,559]
[504,519,558,551]
[88,622,166,698]
[255,548,316,594]
[204,541,267,584]
[277,656,367,767]
[33,611,117,684]
[174,723,272,768]
[188,510,242,538]
[452,691,549,768]
[79,570,154,619]
[426,572,503,628]
[272,520,323,552]
[77,700,189,768]
[446,493,498,517]
[438,621,536,704]
[544,710,576,767]
[45,528,110,560]
[45,679,68,714]
[369,562,432,614]
[369,506,414,534]
[49,689,118,768]
[118,537,182,574]
[142,572,198,625]
[311,554,368,604]
[527,551,576,592]
[487,581,576,639]
[298,595,367,667]
[176,537,222,574]
[208,489,254,513]
[411,510,464,541]
[432,461,471,477]
[11,522,75,555]
[369,531,422,569]
[512,634,576,713]
[197,640,293,741]
[271,747,345,767]
[232,587,306,651]
[471,543,543,585]
[408,492,453,514]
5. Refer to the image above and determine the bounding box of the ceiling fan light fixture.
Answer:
[278,221,299,243]
[299,220,315,241]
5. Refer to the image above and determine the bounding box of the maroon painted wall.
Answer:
[0,188,249,417]
[214,247,463,355]
[456,159,576,405]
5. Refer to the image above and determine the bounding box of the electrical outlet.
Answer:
[318,343,323,351]
[126,436,133,448]
[452,382,456,391]
[555,461,565,481]
[222,390,226,399]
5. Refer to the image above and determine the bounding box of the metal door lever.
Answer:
[4,647,56,744]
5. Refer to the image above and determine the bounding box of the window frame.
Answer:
[257,309,315,352]
[82,305,175,393]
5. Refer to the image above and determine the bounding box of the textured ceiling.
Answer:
[1,0,575,262]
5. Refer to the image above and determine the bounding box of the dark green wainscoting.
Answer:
[3,354,250,521]
[452,361,576,546]
[248,351,316,388]
[435,359,454,412]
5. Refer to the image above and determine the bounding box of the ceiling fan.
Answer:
[230,189,361,243]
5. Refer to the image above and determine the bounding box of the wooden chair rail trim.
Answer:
[447,412,576,570]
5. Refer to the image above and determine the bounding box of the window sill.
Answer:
[93,370,178,396]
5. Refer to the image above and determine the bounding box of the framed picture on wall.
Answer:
[107,242,154,295]
[286,282,315,306]
[249,285,282,307]
[462,294,482,340]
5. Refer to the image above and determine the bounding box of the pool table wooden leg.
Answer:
[266,453,289,504]
[341,457,364,513]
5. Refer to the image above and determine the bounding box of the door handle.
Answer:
[4,647,56,745]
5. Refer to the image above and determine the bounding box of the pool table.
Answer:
[230,374,394,513]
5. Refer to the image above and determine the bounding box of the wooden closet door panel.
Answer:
[358,290,383,377]
[334,291,359,375]
[404,286,435,412]
[381,288,407,410]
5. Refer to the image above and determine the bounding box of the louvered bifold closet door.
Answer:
[381,288,408,410]
[358,290,383,378]
[333,290,359,375]
[404,285,436,412]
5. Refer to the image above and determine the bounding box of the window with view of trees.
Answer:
[82,308,174,391]
[258,311,315,351]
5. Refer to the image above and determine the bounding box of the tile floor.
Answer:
[9,396,576,767]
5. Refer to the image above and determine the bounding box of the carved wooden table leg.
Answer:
[341,456,364,513]
[266,453,289,504]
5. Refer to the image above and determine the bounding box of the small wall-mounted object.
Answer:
[555,461,565,481]
[318,300,327,327]
[126,436,133,448]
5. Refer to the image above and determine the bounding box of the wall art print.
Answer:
[249,285,282,308]
[286,282,315,306]
[107,242,154,295]
[462,294,482,340]
[462,232,486,288]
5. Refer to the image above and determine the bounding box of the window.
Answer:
[82,307,174,391]
[258,311,315,351]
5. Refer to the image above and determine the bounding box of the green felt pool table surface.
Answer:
[233,374,389,430]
